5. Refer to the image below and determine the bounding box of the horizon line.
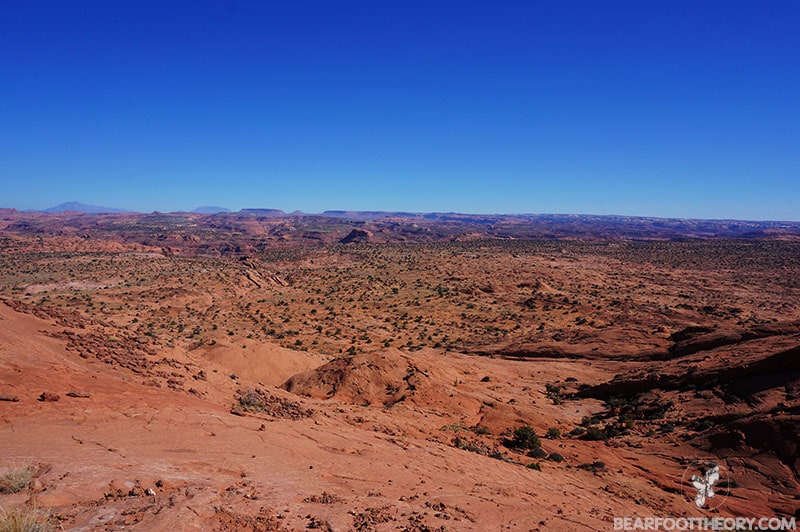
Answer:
[2,204,799,225]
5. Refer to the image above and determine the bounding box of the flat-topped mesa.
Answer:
[340,228,372,243]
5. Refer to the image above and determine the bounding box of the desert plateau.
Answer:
[5,0,799,529]
[0,209,798,530]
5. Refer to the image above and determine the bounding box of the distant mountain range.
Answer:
[190,206,231,214]
[40,203,234,215]
[42,202,130,214]
[24,204,798,227]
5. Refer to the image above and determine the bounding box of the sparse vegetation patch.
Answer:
[0,464,34,494]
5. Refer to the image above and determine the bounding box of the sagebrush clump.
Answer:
[0,505,54,532]
[0,464,34,494]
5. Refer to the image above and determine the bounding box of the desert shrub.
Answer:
[470,425,490,435]
[0,465,34,494]
[302,491,342,504]
[582,426,608,441]
[544,382,561,394]
[578,461,606,473]
[237,389,266,411]
[527,447,548,459]
[452,437,490,455]
[545,383,562,404]
[605,396,628,413]
[689,418,716,431]
[569,427,586,437]
[581,415,602,427]
[488,451,506,461]
[527,462,541,471]
[545,427,561,439]
[603,423,626,438]
[0,505,54,532]
[233,388,312,419]
[505,425,541,450]
[547,452,565,462]
[620,414,636,429]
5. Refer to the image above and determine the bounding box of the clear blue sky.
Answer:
[1,1,798,220]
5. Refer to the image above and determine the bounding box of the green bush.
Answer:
[569,427,586,437]
[527,447,547,459]
[582,426,608,441]
[578,461,606,473]
[506,425,541,450]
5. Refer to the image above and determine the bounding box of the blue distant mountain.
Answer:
[238,208,285,216]
[191,206,231,214]
[42,202,130,214]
